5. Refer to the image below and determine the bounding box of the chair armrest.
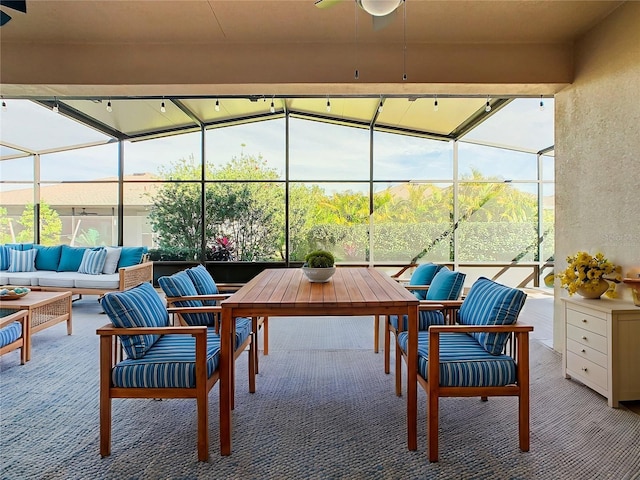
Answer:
[390,264,418,279]
[417,303,445,311]
[0,310,28,329]
[167,306,222,315]
[428,324,533,334]
[215,283,246,293]
[166,294,232,305]
[96,323,208,337]
[403,284,430,292]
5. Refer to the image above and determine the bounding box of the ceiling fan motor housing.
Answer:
[358,0,402,16]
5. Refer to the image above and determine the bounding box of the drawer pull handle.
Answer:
[582,336,588,341]
[581,367,588,372]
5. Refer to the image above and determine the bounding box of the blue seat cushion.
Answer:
[458,277,527,355]
[232,317,252,350]
[409,263,443,300]
[186,264,219,306]
[111,329,221,388]
[389,310,445,331]
[397,331,517,387]
[0,320,22,348]
[425,267,466,301]
[101,282,170,359]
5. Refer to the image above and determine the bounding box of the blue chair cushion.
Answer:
[389,310,445,331]
[77,247,108,274]
[57,245,88,272]
[409,263,443,300]
[425,267,466,301]
[186,264,219,306]
[117,246,147,269]
[0,246,10,270]
[33,245,62,271]
[458,277,527,355]
[111,329,221,388]
[0,320,22,348]
[101,282,169,360]
[232,317,252,350]
[397,331,517,387]
[8,249,37,273]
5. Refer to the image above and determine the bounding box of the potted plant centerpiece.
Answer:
[302,250,336,283]
[557,251,622,299]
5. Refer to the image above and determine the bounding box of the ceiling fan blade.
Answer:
[0,1,27,14]
[314,0,343,9]
[372,10,397,31]
[0,10,11,26]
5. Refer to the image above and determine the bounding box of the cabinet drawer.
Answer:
[566,308,607,336]
[566,351,608,391]
[567,324,608,354]
[567,338,607,368]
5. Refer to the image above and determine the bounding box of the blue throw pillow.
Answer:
[7,249,37,273]
[409,263,443,300]
[425,267,466,301]
[186,264,219,306]
[101,282,169,359]
[117,246,147,269]
[57,245,88,272]
[34,245,62,271]
[77,248,108,275]
[458,277,527,355]
[0,246,11,270]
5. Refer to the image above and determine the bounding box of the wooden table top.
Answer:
[221,267,419,311]
[0,290,71,308]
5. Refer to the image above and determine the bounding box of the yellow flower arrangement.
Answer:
[557,251,622,298]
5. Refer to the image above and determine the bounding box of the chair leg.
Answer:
[374,315,380,353]
[248,335,256,393]
[262,317,269,356]
[395,332,402,397]
[427,390,439,462]
[99,337,112,458]
[384,321,391,374]
[196,382,209,461]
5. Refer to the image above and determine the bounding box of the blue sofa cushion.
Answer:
[0,319,22,348]
[34,245,62,271]
[389,310,445,332]
[102,282,169,360]
[8,249,37,273]
[0,246,12,270]
[78,247,108,275]
[57,245,88,272]
[111,329,221,388]
[117,246,147,269]
[458,277,527,355]
[398,331,517,387]
[425,267,466,301]
[5,243,33,251]
[186,264,219,306]
[409,263,443,300]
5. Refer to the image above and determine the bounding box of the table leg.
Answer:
[407,304,418,451]
[220,306,233,455]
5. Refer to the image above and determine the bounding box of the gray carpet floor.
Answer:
[1,296,639,480]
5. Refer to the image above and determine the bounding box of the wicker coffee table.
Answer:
[0,290,72,361]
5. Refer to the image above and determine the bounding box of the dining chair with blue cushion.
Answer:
[98,281,255,461]
[374,262,444,353]
[0,309,29,365]
[396,277,532,462]
[383,267,466,394]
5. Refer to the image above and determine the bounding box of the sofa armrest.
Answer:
[118,260,153,291]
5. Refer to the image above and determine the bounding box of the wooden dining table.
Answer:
[219,267,420,455]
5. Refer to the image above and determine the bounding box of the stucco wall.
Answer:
[554,1,640,351]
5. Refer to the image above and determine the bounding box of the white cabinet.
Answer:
[563,297,640,407]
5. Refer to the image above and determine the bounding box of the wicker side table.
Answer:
[0,290,72,361]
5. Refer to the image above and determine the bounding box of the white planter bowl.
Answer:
[301,266,336,283]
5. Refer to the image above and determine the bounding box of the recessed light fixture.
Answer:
[433,95,439,112]
[106,100,113,113]
[539,95,545,111]
[215,99,220,112]
[160,100,166,113]
[52,98,59,113]
[326,98,331,113]
[485,97,491,113]
[270,97,275,113]
[378,96,384,113]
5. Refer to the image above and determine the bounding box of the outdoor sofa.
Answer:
[0,243,153,296]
